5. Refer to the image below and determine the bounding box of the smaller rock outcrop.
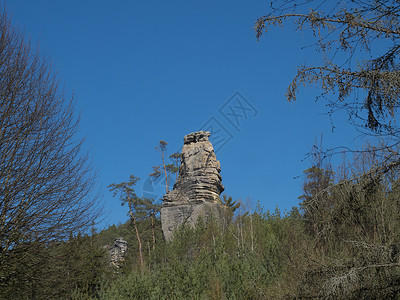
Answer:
[161,131,225,241]
[107,238,128,268]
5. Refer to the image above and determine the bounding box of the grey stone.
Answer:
[161,131,225,241]
[107,238,128,267]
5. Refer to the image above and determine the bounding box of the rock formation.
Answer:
[107,238,128,268]
[161,131,225,241]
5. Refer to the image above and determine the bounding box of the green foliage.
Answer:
[150,141,180,192]
[293,148,400,298]
[77,169,400,299]
[222,195,241,214]
[108,175,160,228]
[0,232,110,300]
[96,217,286,300]
[6,167,400,299]
[168,152,181,179]
[149,165,162,181]
[299,165,334,235]
[4,131,400,299]
[108,175,141,216]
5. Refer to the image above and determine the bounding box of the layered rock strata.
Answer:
[161,131,225,241]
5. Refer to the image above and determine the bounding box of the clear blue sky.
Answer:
[5,0,360,229]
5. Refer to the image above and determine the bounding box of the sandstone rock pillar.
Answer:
[161,131,225,241]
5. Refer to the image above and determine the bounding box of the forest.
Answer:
[4,145,400,299]
[1,0,400,299]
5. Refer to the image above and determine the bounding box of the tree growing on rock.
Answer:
[150,140,180,193]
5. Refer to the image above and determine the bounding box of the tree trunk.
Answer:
[151,214,156,251]
[161,151,169,193]
[129,208,143,270]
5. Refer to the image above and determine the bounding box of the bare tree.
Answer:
[255,0,400,157]
[0,8,100,284]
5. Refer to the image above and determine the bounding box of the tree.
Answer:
[109,175,145,269]
[109,175,161,269]
[299,165,334,236]
[222,195,241,214]
[143,198,161,252]
[169,152,181,182]
[299,140,334,235]
[221,195,241,224]
[149,140,180,193]
[157,140,169,193]
[295,152,400,298]
[255,0,400,157]
[0,8,100,288]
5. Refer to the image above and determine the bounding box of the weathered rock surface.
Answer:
[107,238,128,267]
[161,131,225,241]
